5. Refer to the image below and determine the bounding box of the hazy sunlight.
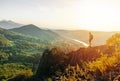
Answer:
[0,0,120,31]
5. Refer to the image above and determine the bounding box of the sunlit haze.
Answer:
[0,0,120,31]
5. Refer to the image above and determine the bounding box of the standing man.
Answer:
[89,32,93,47]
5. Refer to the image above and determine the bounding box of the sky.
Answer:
[0,0,120,31]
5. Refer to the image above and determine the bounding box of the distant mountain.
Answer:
[0,20,23,29]
[10,24,60,40]
[54,30,116,46]
[0,25,62,57]
[2,19,116,46]
[10,24,89,48]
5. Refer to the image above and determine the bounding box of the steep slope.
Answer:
[0,27,50,81]
[36,45,117,81]
[0,20,23,29]
[0,27,51,55]
[10,24,60,40]
[68,45,114,65]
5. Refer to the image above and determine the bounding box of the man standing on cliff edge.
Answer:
[89,32,93,47]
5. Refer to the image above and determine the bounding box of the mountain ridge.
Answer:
[10,24,61,41]
[0,20,23,29]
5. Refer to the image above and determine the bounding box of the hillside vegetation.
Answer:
[34,33,120,81]
[0,28,81,81]
[10,24,60,40]
[4,33,120,81]
[0,26,120,81]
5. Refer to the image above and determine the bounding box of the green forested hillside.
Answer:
[1,26,120,81]
[0,28,81,81]
[0,27,49,54]
[0,28,51,81]
[10,24,60,40]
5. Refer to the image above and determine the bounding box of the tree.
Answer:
[107,33,120,48]
[0,34,11,47]
[0,51,9,64]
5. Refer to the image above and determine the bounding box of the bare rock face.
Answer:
[36,48,68,77]
[36,45,115,80]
